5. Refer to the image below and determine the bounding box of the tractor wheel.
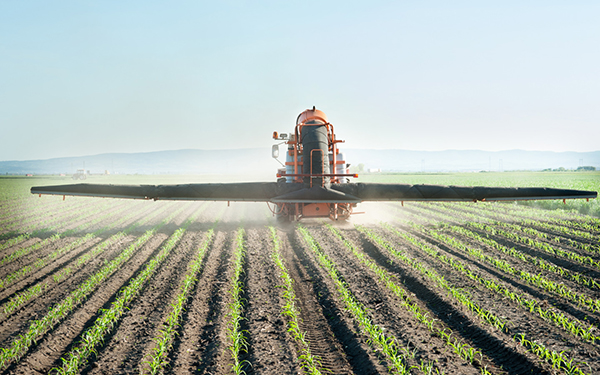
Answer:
[275,204,294,222]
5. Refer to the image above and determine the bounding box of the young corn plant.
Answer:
[144,218,217,374]
[0,203,175,318]
[53,210,201,375]
[359,224,591,375]
[226,227,250,375]
[326,224,485,372]
[0,205,185,371]
[269,226,323,375]
[382,223,600,345]
[298,226,420,375]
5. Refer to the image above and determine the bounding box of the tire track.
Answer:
[349,226,553,375]
[284,228,383,374]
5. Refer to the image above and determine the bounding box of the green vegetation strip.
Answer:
[0,206,185,370]
[0,199,90,234]
[396,203,600,294]
[435,199,600,254]
[54,216,195,375]
[0,204,172,317]
[467,222,600,269]
[226,227,250,375]
[440,201,600,233]
[417,224,600,314]
[359,225,590,375]
[0,199,84,230]
[269,227,322,375]
[448,224,600,291]
[144,222,217,374]
[439,201,600,248]
[0,202,156,290]
[0,199,105,244]
[327,224,489,372]
[383,223,600,345]
[0,201,130,266]
[298,226,427,375]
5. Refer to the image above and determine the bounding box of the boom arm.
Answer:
[332,183,597,202]
[31,182,596,202]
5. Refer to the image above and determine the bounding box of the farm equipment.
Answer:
[31,107,597,221]
[72,169,87,180]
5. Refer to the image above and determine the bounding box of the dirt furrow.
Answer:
[309,224,489,374]
[410,225,600,327]
[392,226,600,372]
[85,230,202,374]
[285,227,385,375]
[169,230,232,374]
[0,234,137,346]
[241,228,298,374]
[3,233,169,375]
[348,225,554,374]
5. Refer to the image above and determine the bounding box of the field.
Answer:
[0,173,599,375]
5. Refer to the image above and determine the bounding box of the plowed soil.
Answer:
[1,194,599,375]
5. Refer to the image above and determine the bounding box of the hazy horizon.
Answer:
[2,146,600,164]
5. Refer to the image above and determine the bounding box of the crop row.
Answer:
[298,226,433,375]
[226,227,249,375]
[466,222,600,270]
[269,226,322,374]
[468,206,599,246]
[358,225,590,375]
[0,194,85,221]
[144,226,215,374]
[437,201,600,254]
[325,224,490,372]
[384,223,600,345]
[0,201,157,290]
[0,206,185,370]
[54,214,196,374]
[0,200,133,266]
[0,199,89,231]
[418,223,600,314]
[437,201,600,233]
[0,199,111,242]
[394,203,600,296]
[447,224,600,291]
[0,203,173,317]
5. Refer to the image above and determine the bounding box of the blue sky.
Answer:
[1,1,599,161]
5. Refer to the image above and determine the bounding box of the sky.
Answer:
[1,1,599,161]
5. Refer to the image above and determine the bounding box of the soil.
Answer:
[0,199,598,375]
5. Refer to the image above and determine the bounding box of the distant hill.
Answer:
[1,148,598,175]
[0,149,274,176]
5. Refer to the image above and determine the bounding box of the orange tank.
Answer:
[296,106,328,125]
